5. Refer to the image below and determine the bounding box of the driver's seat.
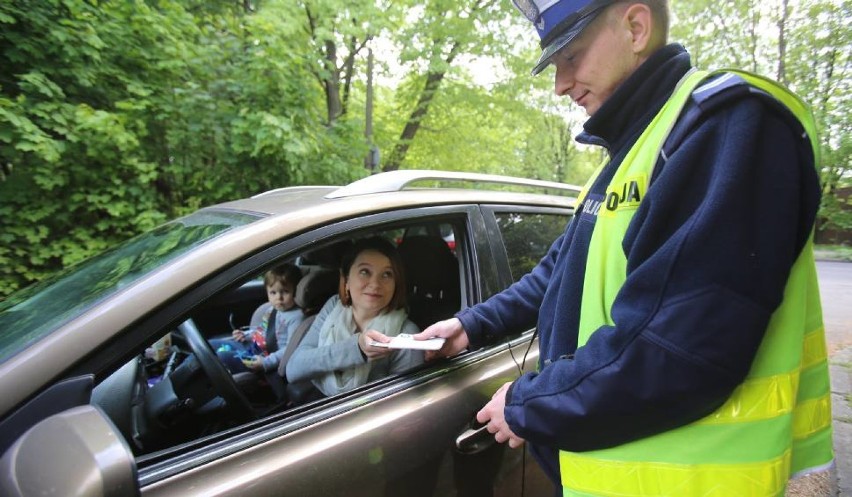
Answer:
[397,234,460,329]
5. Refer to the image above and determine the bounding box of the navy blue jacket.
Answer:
[456,44,821,485]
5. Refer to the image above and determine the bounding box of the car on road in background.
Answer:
[0,170,579,497]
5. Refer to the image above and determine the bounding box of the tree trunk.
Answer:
[383,41,460,171]
[777,0,789,84]
[341,33,357,116]
[324,39,342,125]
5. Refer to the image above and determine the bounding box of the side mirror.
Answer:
[0,405,139,497]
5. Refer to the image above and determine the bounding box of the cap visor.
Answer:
[531,12,599,76]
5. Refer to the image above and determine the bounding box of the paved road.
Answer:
[819,261,852,496]
[818,261,852,354]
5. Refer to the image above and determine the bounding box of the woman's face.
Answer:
[345,249,396,316]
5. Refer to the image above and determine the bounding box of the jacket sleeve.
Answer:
[457,233,563,349]
[285,297,365,383]
[505,94,821,451]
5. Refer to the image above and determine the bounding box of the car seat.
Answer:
[264,267,339,405]
[397,234,461,330]
[243,266,339,351]
[231,267,339,405]
[247,301,273,329]
[299,239,353,271]
[281,266,340,364]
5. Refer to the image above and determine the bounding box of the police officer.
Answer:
[414,0,833,495]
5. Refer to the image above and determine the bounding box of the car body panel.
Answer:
[142,338,539,496]
[0,171,577,496]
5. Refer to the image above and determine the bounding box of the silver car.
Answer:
[0,170,579,497]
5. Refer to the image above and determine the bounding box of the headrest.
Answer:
[397,235,459,299]
[300,240,353,267]
[295,267,339,311]
[398,235,455,264]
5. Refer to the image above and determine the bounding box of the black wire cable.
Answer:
[507,327,539,496]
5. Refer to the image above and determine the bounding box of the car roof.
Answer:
[210,170,582,218]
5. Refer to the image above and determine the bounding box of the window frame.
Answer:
[90,204,509,485]
[481,205,574,290]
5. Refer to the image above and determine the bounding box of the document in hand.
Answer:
[369,333,446,350]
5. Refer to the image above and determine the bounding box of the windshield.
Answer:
[0,209,261,365]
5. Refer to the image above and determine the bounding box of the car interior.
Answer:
[90,220,463,456]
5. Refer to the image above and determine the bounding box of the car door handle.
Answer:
[455,418,495,454]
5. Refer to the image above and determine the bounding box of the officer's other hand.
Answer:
[476,382,525,449]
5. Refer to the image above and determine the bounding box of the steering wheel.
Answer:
[177,318,256,422]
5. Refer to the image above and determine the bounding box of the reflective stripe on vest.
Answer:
[560,69,833,497]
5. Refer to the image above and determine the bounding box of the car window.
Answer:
[91,218,464,457]
[495,212,569,282]
[0,209,261,366]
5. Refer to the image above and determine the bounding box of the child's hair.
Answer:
[264,263,302,290]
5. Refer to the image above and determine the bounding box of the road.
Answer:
[817,261,852,355]
[817,260,852,496]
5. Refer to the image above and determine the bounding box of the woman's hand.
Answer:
[358,330,394,362]
[413,318,470,361]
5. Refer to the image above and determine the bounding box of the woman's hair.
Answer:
[264,263,302,290]
[338,237,407,311]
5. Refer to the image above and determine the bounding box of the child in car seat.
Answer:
[212,264,305,374]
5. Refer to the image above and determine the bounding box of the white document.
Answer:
[369,333,446,350]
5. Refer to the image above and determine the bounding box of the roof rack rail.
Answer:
[326,169,581,199]
[252,186,335,199]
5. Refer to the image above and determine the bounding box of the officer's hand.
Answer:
[413,317,470,361]
[476,382,525,449]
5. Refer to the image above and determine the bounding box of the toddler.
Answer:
[213,264,304,374]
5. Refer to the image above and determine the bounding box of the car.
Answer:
[0,169,580,497]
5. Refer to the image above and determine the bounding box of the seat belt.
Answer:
[277,315,317,379]
[264,309,278,353]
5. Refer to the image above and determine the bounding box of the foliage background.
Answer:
[1,0,849,297]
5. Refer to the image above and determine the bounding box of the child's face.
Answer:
[266,280,296,312]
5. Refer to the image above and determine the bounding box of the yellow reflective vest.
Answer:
[560,69,833,497]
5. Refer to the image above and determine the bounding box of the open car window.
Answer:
[90,218,465,458]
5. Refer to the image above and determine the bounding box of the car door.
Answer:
[135,206,548,496]
[482,203,576,495]
[1,205,564,497]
